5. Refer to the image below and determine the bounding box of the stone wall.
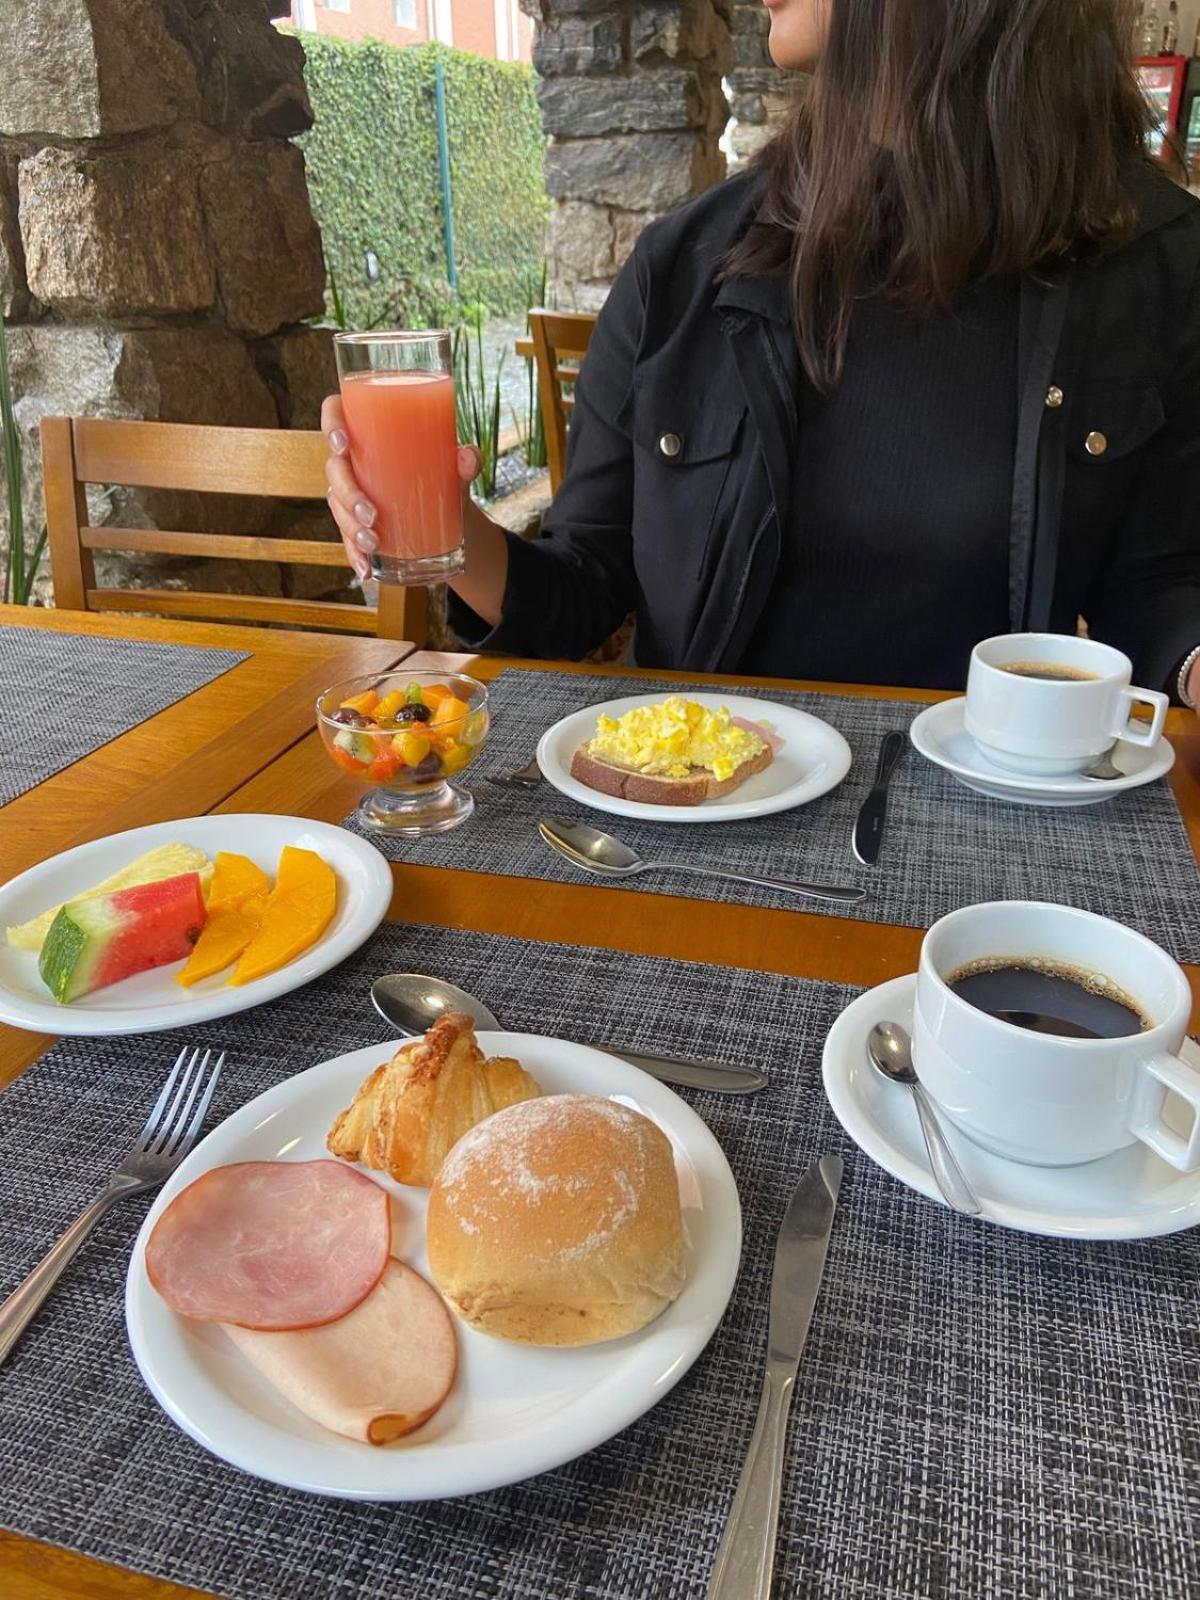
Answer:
[726,1,794,162]
[0,0,342,604]
[524,0,733,309]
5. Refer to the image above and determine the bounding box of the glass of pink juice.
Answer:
[334,330,465,586]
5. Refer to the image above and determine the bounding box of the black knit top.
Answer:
[740,277,1020,689]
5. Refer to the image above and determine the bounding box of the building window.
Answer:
[323,0,350,12]
[294,0,316,27]
[431,0,453,44]
[393,0,416,25]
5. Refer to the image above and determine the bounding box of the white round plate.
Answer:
[0,814,392,1037]
[126,1034,742,1501]
[536,692,852,823]
[909,698,1175,808]
[823,974,1200,1240]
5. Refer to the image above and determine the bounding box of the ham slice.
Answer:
[146,1160,390,1331]
[731,716,784,754]
[223,1259,457,1445]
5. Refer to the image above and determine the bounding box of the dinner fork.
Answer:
[485,755,542,787]
[0,1045,224,1368]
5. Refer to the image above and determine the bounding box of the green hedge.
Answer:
[294,34,549,328]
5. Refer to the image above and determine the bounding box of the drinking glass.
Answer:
[334,330,465,586]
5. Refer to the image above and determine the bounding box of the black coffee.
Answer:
[948,959,1148,1040]
[1001,660,1100,682]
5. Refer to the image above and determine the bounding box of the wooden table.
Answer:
[3,625,1199,1600]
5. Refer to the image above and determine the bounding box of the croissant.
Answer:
[327,1012,541,1186]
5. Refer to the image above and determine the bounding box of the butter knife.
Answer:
[707,1154,843,1600]
[851,731,906,866]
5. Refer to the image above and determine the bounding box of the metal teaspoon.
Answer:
[867,1021,982,1215]
[539,818,867,905]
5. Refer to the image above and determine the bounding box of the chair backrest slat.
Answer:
[79,527,351,566]
[86,587,378,634]
[72,418,330,497]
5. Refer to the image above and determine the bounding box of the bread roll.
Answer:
[426,1095,686,1347]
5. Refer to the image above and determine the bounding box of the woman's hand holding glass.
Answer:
[321,394,482,582]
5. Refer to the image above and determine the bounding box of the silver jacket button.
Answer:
[1085,430,1108,456]
[1045,385,1064,408]
[658,432,682,458]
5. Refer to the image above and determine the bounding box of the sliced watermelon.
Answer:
[38,872,208,1003]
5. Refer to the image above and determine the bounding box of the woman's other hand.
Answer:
[321,395,481,580]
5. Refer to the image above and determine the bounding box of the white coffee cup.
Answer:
[964,632,1169,777]
[911,901,1200,1170]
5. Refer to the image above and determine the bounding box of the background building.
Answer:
[286,0,532,62]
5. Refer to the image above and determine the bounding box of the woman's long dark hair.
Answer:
[724,0,1151,388]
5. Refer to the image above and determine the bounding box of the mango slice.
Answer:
[229,846,337,987]
[177,852,271,987]
[206,852,270,910]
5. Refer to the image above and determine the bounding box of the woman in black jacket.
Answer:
[324,0,1200,704]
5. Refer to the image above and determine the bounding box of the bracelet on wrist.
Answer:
[1176,644,1200,709]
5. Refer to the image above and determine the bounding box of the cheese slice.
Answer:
[6,844,213,953]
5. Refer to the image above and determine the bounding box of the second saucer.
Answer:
[909,698,1174,808]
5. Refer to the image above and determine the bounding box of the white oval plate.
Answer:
[823,974,1200,1239]
[909,698,1175,808]
[536,692,852,823]
[126,1034,742,1500]
[0,814,392,1036]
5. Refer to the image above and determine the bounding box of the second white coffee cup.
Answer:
[964,632,1168,777]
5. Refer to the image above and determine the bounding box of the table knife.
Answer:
[852,731,906,866]
[706,1154,843,1600]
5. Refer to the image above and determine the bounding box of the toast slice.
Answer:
[570,740,773,806]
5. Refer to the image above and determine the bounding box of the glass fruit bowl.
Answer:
[316,671,490,835]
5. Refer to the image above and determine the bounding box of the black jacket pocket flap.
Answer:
[1068,381,1166,463]
[629,393,746,466]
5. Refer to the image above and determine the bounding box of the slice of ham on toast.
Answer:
[570,739,773,806]
[730,716,784,753]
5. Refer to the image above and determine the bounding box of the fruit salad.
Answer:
[317,674,490,793]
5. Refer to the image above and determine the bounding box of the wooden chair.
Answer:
[41,416,424,642]
[520,310,597,493]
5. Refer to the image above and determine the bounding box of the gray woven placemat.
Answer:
[345,669,1200,963]
[1,921,1194,1600]
[0,628,249,805]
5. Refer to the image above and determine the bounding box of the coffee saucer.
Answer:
[909,698,1175,807]
[822,974,1200,1239]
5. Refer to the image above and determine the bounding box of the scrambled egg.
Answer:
[589,697,765,781]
